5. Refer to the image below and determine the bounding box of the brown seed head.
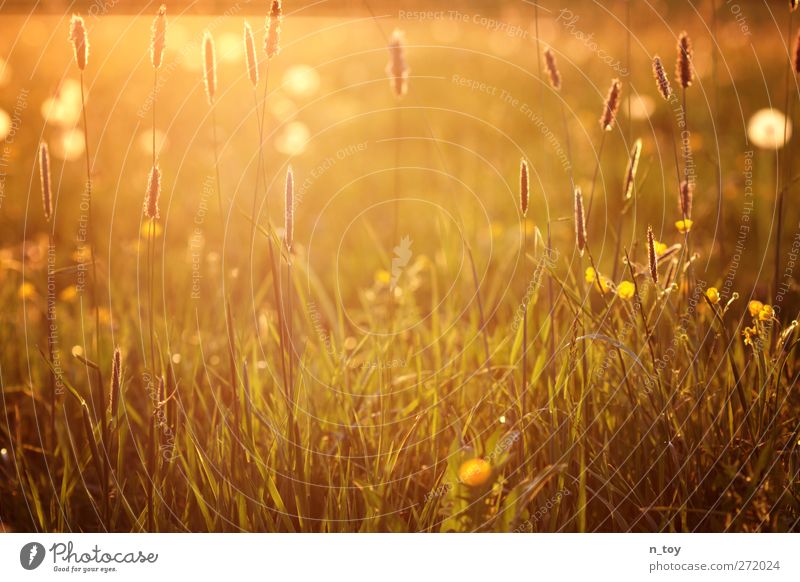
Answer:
[39,143,53,222]
[69,15,89,71]
[600,78,622,131]
[794,30,800,75]
[520,159,530,218]
[574,186,587,256]
[203,32,216,104]
[109,347,121,417]
[652,56,672,100]
[151,5,167,69]
[387,28,409,99]
[265,0,282,60]
[676,32,694,88]
[285,166,294,250]
[544,48,561,91]
[244,21,258,87]
[679,179,693,220]
[144,164,161,220]
[647,226,658,283]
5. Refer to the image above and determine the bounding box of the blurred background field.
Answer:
[0,1,799,533]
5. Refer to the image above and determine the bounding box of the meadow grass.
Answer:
[0,3,799,533]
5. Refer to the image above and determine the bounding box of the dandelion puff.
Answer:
[574,186,587,256]
[264,0,282,60]
[69,15,89,71]
[151,4,166,69]
[652,56,672,100]
[647,226,658,283]
[144,164,161,220]
[623,138,642,200]
[285,165,294,250]
[39,143,53,222]
[387,28,409,99]
[676,32,694,89]
[679,179,693,220]
[203,32,217,105]
[544,48,561,91]
[600,78,621,131]
[520,159,529,218]
[244,21,258,87]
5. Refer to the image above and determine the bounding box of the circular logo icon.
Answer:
[20,542,46,570]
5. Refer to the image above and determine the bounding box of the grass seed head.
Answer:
[109,347,121,416]
[151,5,167,69]
[39,143,52,222]
[544,48,561,91]
[679,179,693,220]
[574,186,587,256]
[244,21,259,87]
[653,56,672,100]
[520,159,530,218]
[647,226,659,283]
[600,78,621,131]
[144,164,161,220]
[203,32,217,105]
[387,28,409,99]
[265,0,282,60]
[794,30,800,74]
[69,15,89,71]
[676,32,694,88]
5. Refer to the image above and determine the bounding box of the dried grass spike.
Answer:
[676,32,694,88]
[244,21,258,87]
[69,15,89,71]
[109,347,121,416]
[679,179,693,219]
[151,5,166,69]
[144,164,161,220]
[652,56,672,100]
[265,0,282,60]
[203,31,217,104]
[794,30,800,75]
[520,159,530,218]
[387,28,409,99]
[647,226,659,283]
[39,143,53,222]
[544,48,561,91]
[285,165,294,250]
[600,78,621,131]
[574,186,587,256]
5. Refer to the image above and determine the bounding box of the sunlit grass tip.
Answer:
[623,138,642,200]
[265,0,283,60]
[244,21,258,87]
[387,28,409,99]
[69,14,89,71]
[203,31,217,105]
[151,5,166,70]
[647,225,658,283]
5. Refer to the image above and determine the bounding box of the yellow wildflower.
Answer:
[617,280,635,300]
[18,282,36,299]
[743,326,759,347]
[705,287,720,304]
[654,240,668,256]
[675,219,693,233]
[59,285,79,302]
[585,267,610,294]
[759,304,775,321]
[748,300,764,318]
[458,458,492,487]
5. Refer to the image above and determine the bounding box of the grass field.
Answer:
[0,0,799,532]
